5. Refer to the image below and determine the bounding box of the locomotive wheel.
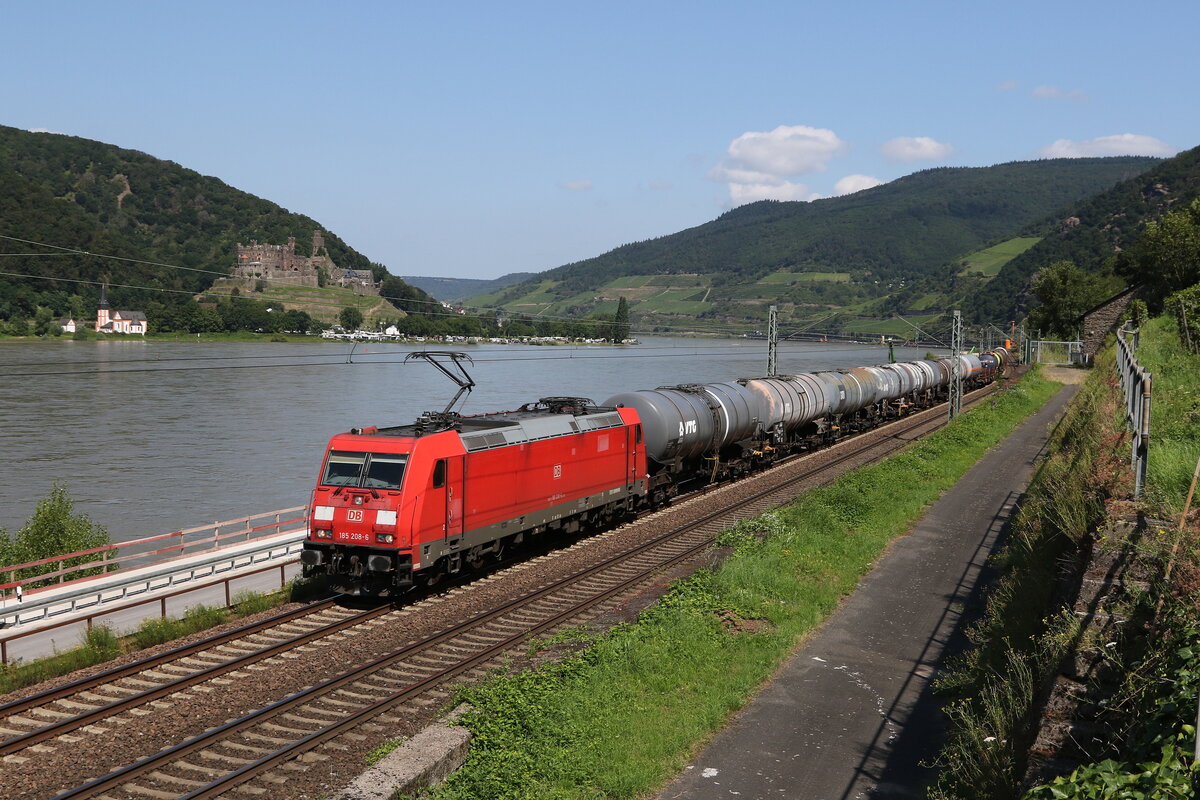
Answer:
[419,563,447,589]
[466,547,487,571]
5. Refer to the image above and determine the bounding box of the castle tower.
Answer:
[312,230,325,256]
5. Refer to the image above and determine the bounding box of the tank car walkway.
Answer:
[657,384,1078,800]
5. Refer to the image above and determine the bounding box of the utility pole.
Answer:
[767,305,779,377]
[948,310,963,420]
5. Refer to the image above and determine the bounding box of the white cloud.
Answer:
[834,174,885,196]
[995,80,1020,91]
[560,179,593,192]
[880,136,954,163]
[28,127,65,135]
[1039,134,1176,158]
[712,124,848,206]
[1031,85,1089,102]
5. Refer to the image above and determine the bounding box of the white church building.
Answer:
[96,283,147,335]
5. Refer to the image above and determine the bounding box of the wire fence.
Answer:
[1115,324,1152,497]
[1026,339,1084,365]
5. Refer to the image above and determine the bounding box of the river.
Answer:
[1,336,939,543]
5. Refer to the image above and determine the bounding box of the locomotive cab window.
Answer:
[321,451,407,490]
[432,459,446,488]
[363,455,407,490]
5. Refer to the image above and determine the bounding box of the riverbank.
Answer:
[0,330,637,345]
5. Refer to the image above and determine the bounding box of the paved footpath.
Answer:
[657,384,1078,800]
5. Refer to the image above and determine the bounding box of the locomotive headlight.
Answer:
[376,533,396,544]
[315,528,333,539]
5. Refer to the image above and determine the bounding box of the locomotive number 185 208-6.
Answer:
[336,531,372,542]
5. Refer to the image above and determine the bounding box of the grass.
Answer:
[757,270,850,284]
[0,625,124,694]
[846,314,943,336]
[204,281,397,325]
[959,237,1041,278]
[428,369,1062,799]
[1135,316,1200,514]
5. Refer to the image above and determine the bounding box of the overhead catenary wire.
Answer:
[2,341,934,379]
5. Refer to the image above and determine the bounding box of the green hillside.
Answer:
[965,145,1200,323]
[402,272,534,303]
[0,125,431,324]
[471,157,1157,332]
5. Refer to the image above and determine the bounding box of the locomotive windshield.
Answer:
[321,451,408,490]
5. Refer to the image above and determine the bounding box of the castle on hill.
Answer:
[231,230,378,293]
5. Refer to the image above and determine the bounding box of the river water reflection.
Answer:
[1,336,938,543]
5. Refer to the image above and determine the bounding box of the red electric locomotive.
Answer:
[300,395,647,596]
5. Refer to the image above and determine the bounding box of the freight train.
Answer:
[300,347,1012,596]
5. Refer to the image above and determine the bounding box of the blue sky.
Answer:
[2,1,1196,280]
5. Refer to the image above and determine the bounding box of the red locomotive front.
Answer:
[301,399,647,596]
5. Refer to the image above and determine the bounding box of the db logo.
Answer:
[346,509,364,522]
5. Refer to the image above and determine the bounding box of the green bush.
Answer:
[1164,284,1200,354]
[0,483,113,589]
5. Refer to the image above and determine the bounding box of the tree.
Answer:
[0,483,113,588]
[611,296,630,343]
[1025,260,1108,339]
[339,306,364,331]
[1129,197,1200,307]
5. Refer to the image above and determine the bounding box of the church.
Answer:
[95,283,147,335]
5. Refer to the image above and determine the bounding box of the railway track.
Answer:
[0,599,401,755]
[34,381,1000,800]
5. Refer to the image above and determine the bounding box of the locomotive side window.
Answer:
[432,459,446,488]
[363,455,408,490]
[634,425,643,444]
[323,451,366,486]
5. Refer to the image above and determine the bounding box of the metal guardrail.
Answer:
[0,506,307,600]
[0,528,308,663]
[0,529,308,631]
[1116,325,1152,497]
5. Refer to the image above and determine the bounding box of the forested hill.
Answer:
[402,272,534,303]
[485,157,1158,306]
[964,145,1200,323]
[0,124,430,317]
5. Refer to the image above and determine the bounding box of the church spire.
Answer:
[96,280,111,332]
